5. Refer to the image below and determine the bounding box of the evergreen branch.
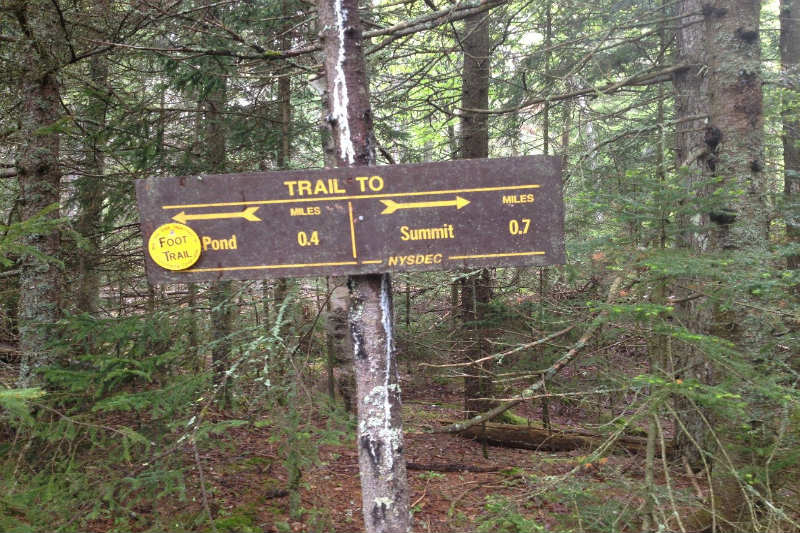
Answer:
[576,113,708,165]
[462,63,691,115]
[86,0,509,62]
[34,402,140,440]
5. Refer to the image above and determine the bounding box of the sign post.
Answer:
[136,156,564,283]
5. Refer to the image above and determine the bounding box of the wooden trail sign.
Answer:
[136,155,565,283]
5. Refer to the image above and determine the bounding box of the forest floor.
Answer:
[83,371,701,533]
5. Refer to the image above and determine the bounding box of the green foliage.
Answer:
[213,504,259,533]
[476,495,544,533]
[0,388,44,425]
[42,312,202,414]
[0,204,64,268]
[417,470,445,481]
[551,477,645,532]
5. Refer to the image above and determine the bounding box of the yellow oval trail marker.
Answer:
[147,223,201,270]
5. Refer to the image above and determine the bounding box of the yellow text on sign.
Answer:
[297,230,320,246]
[202,234,238,251]
[148,223,202,270]
[508,218,531,235]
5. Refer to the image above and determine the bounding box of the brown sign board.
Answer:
[135,155,565,283]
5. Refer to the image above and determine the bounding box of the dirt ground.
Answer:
[103,374,698,533]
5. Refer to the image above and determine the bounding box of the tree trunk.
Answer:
[458,10,495,418]
[74,54,107,315]
[701,1,765,529]
[203,56,235,408]
[674,0,711,251]
[312,31,355,409]
[706,0,766,251]
[74,0,110,316]
[672,0,712,472]
[782,0,800,269]
[14,2,64,387]
[461,269,493,417]
[317,0,410,531]
[270,0,295,382]
[459,14,490,161]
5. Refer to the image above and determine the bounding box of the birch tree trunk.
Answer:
[317,0,410,530]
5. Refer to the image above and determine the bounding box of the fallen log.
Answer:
[455,421,671,455]
[407,462,499,473]
[0,342,19,356]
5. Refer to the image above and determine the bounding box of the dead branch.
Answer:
[434,276,624,434]
[192,439,217,532]
[422,324,576,369]
[0,168,18,179]
[367,0,508,56]
[679,146,709,169]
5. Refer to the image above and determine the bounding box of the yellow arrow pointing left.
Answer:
[172,206,261,224]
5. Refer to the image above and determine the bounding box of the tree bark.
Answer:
[13,2,65,387]
[74,0,109,315]
[317,0,410,531]
[672,0,712,472]
[674,0,711,252]
[706,0,766,251]
[203,55,235,408]
[458,9,495,418]
[698,2,765,529]
[74,64,107,315]
[270,0,295,383]
[782,0,800,269]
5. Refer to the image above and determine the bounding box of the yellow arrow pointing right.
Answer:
[380,196,469,215]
